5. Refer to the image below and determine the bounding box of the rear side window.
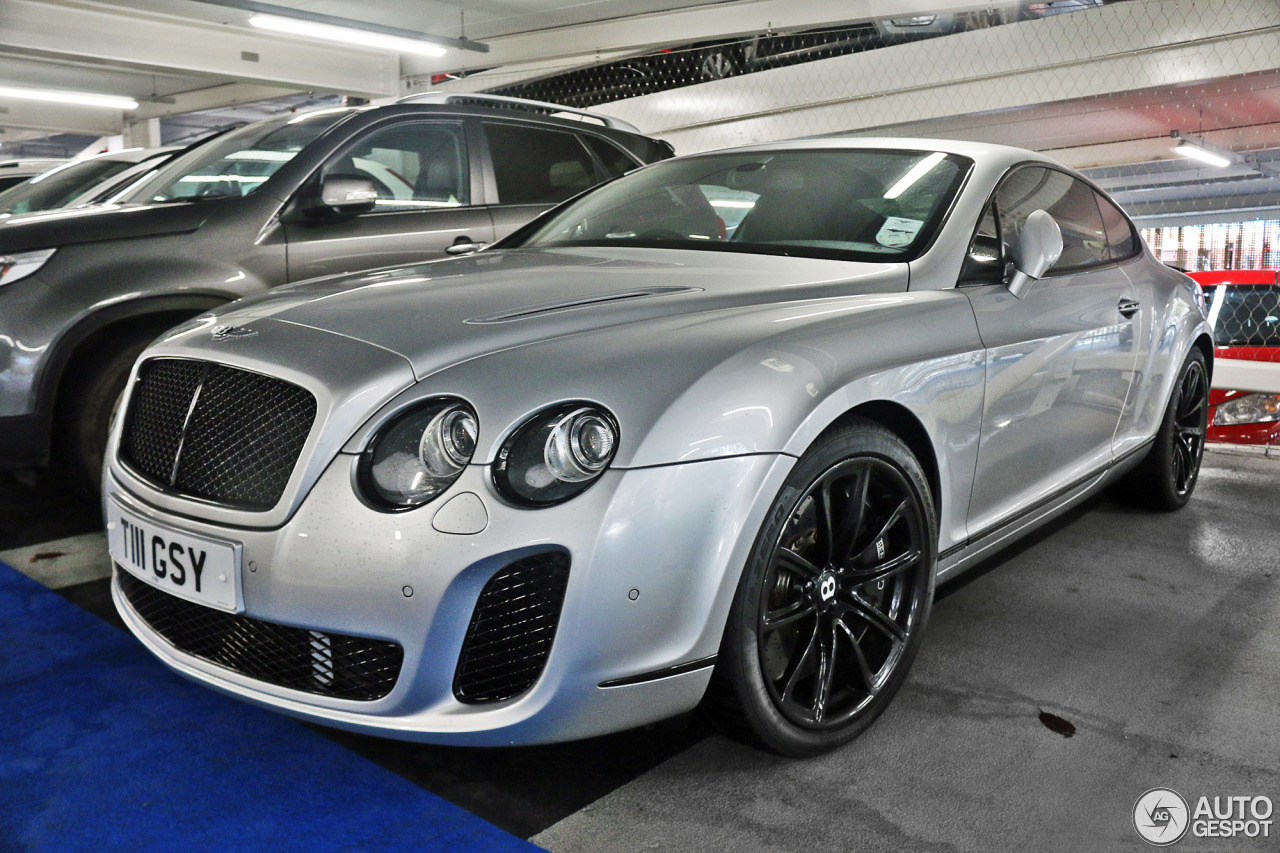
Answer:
[1095,192,1139,262]
[484,123,600,205]
[324,121,469,211]
[996,166,1108,273]
[581,135,641,180]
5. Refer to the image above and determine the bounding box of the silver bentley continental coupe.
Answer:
[103,138,1212,756]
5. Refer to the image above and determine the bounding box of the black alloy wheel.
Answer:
[706,420,937,756]
[1169,355,1209,498]
[1112,347,1209,511]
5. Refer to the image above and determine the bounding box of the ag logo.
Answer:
[817,572,837,602]
[1134,788,1190,846]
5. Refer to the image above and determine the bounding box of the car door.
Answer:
[283,119,495,279]
[962,165,1141,535]
[479,121,641,242]
[1097,191,1166,458]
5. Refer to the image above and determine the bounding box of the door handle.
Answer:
[446,236,487,255]
[1117,298,1140,318]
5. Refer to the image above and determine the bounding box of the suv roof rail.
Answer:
[396,92,641,134]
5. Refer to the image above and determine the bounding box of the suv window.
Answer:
[996,166,1108,273]
[324,122,469,211]
[580,135,641,180]
[484,123,600,205]
[134,115,340,202]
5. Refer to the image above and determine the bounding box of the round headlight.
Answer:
[494,403,620,506]
[359,398,477,510]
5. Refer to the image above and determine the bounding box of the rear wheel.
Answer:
[55,331,156,498]
[1112,348,1209,511]
[704,420,937,756]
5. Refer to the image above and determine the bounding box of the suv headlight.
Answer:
[493,403,619,506]
[1213,393,1280,426]
[358,398,478,510]
[0,248,56,287]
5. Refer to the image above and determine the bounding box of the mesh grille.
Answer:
[118,567,403,702]
[120,358,317,510]
[454,552,571,704]
[120,358,204,482]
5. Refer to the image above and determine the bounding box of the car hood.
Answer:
[0,200,215,252]
[209,247,911,379]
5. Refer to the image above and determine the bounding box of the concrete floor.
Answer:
[534,450,1280,852]
[3,450,1276,850]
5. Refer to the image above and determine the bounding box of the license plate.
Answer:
[107,498,242,613]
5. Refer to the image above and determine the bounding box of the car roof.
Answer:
[0,158,68,175]
[688,135,1063,170]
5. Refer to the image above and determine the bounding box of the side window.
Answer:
[484,123,599,205]
[580,135,640,180]
[995,166,1108,273]
[1095,191,1139,262]
[323,122,469,212]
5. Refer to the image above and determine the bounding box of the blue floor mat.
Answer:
[0,561,540,853]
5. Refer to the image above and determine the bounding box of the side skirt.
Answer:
[936,439,1154,584]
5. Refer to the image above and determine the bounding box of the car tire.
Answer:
[1111,347,1209,511]
[56,331,156,498]
[704,419,937,757]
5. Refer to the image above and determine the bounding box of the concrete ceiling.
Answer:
[0,0,1276,223]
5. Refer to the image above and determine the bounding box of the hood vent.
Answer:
[465,286,701,325]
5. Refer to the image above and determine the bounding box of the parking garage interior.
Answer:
[2,1,1278,850]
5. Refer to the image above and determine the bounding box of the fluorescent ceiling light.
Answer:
[1174,141,1232,168]
[0,85,138,110]
[884,152,947,199]
[248,13,448,56]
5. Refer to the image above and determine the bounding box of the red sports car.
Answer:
[1189,270,1280,446]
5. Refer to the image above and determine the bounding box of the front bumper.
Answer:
[107,449,792,745]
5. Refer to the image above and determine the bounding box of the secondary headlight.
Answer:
[0,248,56,287]
[493,403,620,506]
[1213,393,1280,426]
[358,398,478,510]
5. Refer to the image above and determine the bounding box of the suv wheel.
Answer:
[56,331,156,498]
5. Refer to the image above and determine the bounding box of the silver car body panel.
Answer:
[104,136,1213,744]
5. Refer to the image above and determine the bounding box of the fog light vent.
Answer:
[453,552,570,704]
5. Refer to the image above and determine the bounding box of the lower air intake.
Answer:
[454,552,571,704]
[117,567,402,702]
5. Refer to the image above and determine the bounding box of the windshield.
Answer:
[508,148,971,262]
[1207,283,1280,348]
[0,158,138,215]
[119,111,348,203]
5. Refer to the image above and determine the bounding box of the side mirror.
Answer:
[1007,209,1063,298]
[316,174,378,216]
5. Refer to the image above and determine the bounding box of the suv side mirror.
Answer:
[316,174,378,216]
[1007,209,1063,298]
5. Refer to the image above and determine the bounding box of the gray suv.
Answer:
[0,94,673,489]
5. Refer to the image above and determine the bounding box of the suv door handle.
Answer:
[1117,298,1140,318]
[446,236,487,255]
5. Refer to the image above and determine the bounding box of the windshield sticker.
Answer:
[876,217,924,248]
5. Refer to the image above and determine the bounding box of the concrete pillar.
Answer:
[122,117,163,149]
